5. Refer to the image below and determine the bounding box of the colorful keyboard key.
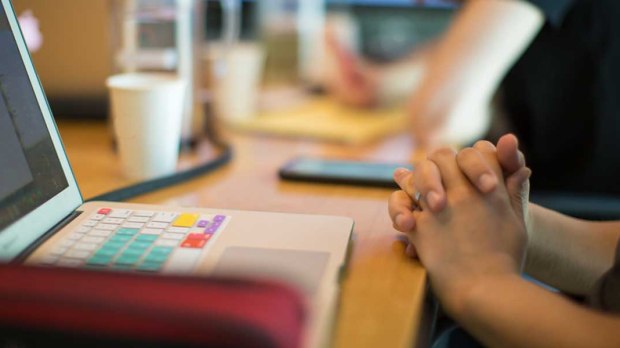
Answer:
[115,254,141,265]
[173,213,199,227]
[121,248,145,258]
[97,208,111,215]
[94,248,119,258]
[137,262,164,272]
[213,215,226,222]
[128,240,152,249]
[205,226,218,234]
[103,240,126,249]
[187,233,208,240]
[117,228,139,236]
[110,235,132,243]
[197,220,209,228]
[87,255,113,266]
[136,234,158,242]
[181,238,206,248]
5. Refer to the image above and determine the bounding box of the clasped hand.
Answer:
[388,134,532,316]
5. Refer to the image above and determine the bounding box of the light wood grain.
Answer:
[57,120,429,348]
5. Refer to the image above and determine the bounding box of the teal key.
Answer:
[121,248,145,258]
[137,261,163,272]
[136,234,158,242]
[87,255,113,266]
[115,254,141,265]
[110,235,132,243]
[104,240,127,249]
[128,241,152,250]
[117,228,139,236]
[150,246,173,255]
[94,248,119,258]
[144,252,169,263]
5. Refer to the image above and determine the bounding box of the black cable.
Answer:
[87,142,233,202]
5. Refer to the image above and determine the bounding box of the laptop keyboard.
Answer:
[39,208,230,272]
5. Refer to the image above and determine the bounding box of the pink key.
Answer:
[98,208,111,215]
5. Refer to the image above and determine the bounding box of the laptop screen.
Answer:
[0,6,68,231]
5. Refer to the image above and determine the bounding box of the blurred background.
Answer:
[11,0,455,119]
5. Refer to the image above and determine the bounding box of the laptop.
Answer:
[0,1,353,347]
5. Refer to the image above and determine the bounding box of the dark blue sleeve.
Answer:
[522,0,577,26]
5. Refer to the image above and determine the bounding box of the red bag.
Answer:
[0,265,305,347]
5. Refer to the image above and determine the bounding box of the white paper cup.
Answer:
[107,73,186,180]
[212,43,265,122]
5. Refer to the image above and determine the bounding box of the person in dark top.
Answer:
[327,0,620,194]
[497,0,620,195]
[389,134,620,347]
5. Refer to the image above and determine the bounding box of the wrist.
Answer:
[434,252,522,319]
[448,272,524,322]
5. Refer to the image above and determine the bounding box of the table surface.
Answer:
[57,119,428,348]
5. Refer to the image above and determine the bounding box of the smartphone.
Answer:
[279,157,413,188]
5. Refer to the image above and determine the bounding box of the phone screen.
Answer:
[279,157,413,188]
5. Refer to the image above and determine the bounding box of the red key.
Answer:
[187,233,208,240]
[181,238,206,248]
[98,208,111,215]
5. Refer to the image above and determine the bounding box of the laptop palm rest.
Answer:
[212,247,329,296]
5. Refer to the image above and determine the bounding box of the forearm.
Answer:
[525,204,620,295]
[426,0,544,99]
[455,274,620,348]
[411,0,544,143]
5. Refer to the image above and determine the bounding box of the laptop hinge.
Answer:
[13,210,83,263]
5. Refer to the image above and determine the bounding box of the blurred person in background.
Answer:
[326,0,620,195]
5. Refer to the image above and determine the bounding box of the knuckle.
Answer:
[388,192,403,212]
[473,140,496,152]
[415,161,437,188]
[456,148,485,172]
[404,172,416,193]
[389,190,407,204]
[412,160,428,180]
[456,147,478,163]
[417,161,435,182]
[428,147,457,162]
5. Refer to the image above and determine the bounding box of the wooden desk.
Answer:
[57,120,429,348]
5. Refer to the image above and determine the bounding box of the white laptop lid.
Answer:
[0,0,82,260]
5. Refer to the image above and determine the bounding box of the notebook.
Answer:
[0,1,353,347]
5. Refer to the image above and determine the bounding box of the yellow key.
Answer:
[173,213,199,227]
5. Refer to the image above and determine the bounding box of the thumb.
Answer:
[497,134,524,176]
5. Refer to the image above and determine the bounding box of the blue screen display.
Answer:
[0,7,68,231]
